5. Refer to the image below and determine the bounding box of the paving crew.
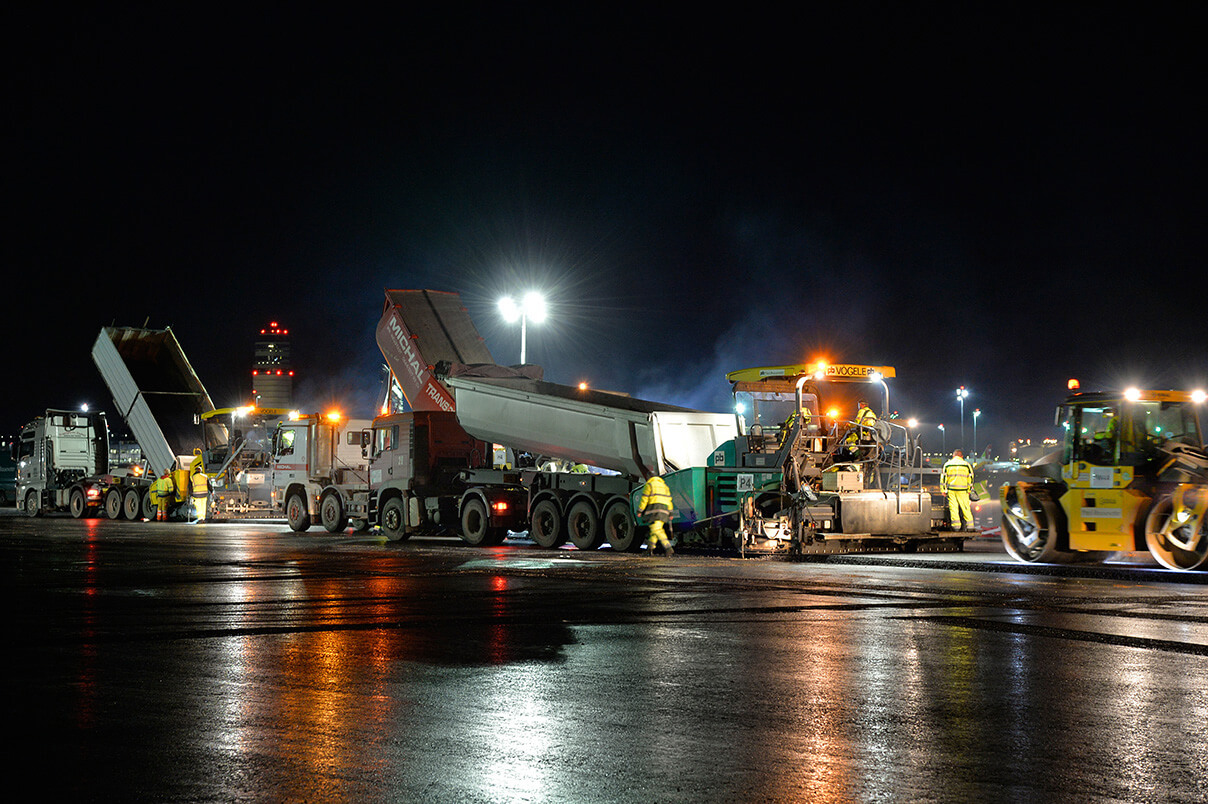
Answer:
[941,449,975,531]
[188,453,209,524]
[638,473,675,557]
[151,469,175,521]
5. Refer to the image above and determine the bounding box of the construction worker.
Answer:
[941,449,975,531]
[780,406,811,444]
[1091,409,1119,463]
[151,470,175,521]
[841,400,878,456]
[188,454,209,524]
[855,400,878,436]
[638,473,675,556]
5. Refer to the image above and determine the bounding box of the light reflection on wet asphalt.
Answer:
[5,515,1206,803]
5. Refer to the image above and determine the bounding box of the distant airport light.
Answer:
[1124,387,1142,402]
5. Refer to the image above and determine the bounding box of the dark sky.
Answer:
[9,6,1208,455]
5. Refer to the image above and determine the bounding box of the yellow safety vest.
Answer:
[639,476,672,522]
[941,459,973,491]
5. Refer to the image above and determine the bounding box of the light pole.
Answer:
[956,386,968,452]
[972,409,981,457]
[938,423,946,454]
[498,292,547,364]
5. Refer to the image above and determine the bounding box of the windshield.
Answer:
[734,391,819,435]
[1065,400,1202,465]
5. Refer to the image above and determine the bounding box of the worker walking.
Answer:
[941,449,975,531]
[638,473,675,557]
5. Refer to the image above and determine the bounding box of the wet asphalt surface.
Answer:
[5,510,1207,803]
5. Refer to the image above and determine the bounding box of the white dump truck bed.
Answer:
[92,326,215,477]
[444,373,736,479]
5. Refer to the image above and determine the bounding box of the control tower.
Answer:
[251,322,293,408]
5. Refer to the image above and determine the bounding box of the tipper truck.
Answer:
[435,362,738,549]
[16,326,217,519]
[279,289,738,548]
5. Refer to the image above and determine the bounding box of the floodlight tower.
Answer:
[956,386,969,452]
[498,292,547,365]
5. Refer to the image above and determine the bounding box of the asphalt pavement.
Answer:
[5,512,1207,803]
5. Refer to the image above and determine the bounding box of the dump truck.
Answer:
[1000,385,1208,570]
[279,289,736,546]
[638,362,963,555]
[86,325,216,519]
[434,362,737,549]
[270,411,375,530]
[18,326,222,520]
[273,290,500,534]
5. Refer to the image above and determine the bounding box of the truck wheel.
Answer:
[603,499,641,552]
[567,500,603,550]
[320,492,348,534]
[1145,492,1208,570]
[24,491,42,518]
[124,488,143,520]
[529,499,566,548]
[286,492,311,532]
[1001,493,1064,563]
[460,496,506,546]
[141,490,157,521]
[380,498,411,542]
[69,488,88,519]
[105,488,124,520]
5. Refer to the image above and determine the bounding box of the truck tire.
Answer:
[603,498,641,552]
[69,488,88,519]
[123,488,143,520]
[380,497,411,542]
[567,500,603,550]
[286,492,311,532]
[320,492,348,533]
[529,498,566,548]
[24,491,42,518]
[141,490,157,521]
[105,488,124,520]
[460,496,506,546]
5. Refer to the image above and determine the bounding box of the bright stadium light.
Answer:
[498,292,547,364]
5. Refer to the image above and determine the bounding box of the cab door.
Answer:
[1060,405,1144,551]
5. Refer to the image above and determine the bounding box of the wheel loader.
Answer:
[1000,386,1208,570]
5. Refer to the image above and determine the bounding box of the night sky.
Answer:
[10,6,1208,455]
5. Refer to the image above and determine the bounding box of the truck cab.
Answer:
[15,409,110,516]
[270,412,371,531]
